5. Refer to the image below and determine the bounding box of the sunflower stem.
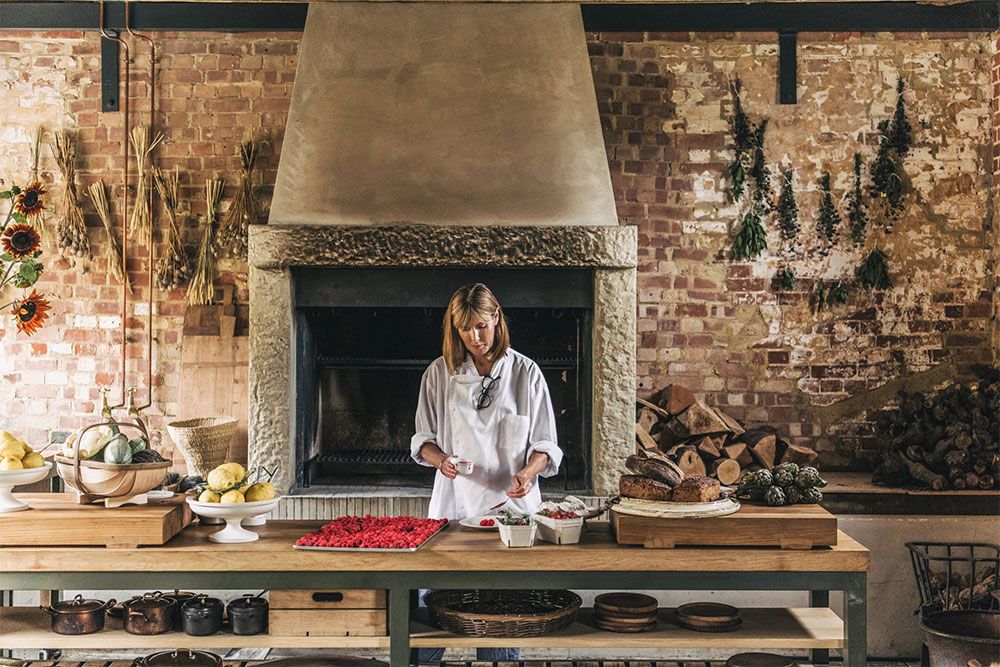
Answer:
[0,200,14,236]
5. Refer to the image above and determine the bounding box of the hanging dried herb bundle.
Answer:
[215,139,259,258]
[869,77,912,222]
[773,169,799,290]
[778,265,795,291]
[51,133,91,259]
[814,279,848,313]
[86,181,131,293]
[151,166,190,291]
[188,178,224,306]
[732,209,767,260]
[816,172,841,257]
[727,79,771,261]
[847,153,868,247]
[128,126,164,242]
[859,247,892,289]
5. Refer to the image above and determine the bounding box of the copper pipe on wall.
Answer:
[124,1,156,411]
[99,1,130,409]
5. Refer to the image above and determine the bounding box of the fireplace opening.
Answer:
[292,268,594,492]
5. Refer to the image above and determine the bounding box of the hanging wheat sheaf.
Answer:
[128,126,164,242]
[187,177,224,306]
[52,132,91,259]
[215,139,259,259]
[86,181,131,293]
[151,166,190,291]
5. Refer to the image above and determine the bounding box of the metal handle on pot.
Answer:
[128,608,151,622]
[39,604,55,616]
[101,597,117,613]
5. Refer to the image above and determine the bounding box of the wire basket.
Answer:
[906,542,1000,616]
[426,589,581,638]
[165,417,237,477]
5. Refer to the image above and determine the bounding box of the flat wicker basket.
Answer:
[426,589,581,638]
[166,417,237,477]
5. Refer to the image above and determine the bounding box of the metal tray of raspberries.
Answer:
[292,520,450,552]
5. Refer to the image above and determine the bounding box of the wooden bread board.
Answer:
[612,502,837,549]
[0,493,192,548]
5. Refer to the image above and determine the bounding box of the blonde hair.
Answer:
[442,283,510,373]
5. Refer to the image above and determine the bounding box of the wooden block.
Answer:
[676,400,732,436]
[267,608,386,637]
[655,384,696,416]
[269,589,386,609]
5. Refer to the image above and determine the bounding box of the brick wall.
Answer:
[0,30,297,460]
[0,28,996,472]
[588,30,997,468]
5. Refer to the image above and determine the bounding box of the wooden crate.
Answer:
[268,589,387,637]
[612,502,838,549]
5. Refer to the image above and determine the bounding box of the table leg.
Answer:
[388,587,412,667]
[810,589,830,666]
[843,573,868,667]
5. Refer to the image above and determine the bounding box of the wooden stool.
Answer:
[726,653,799,667]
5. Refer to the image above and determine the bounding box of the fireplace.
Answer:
[294,268,593,490]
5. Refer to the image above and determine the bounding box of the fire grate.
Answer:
[313,449,415,465]
[907,541,1000,616]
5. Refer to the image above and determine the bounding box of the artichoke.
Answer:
[775,469,796,487]
[765,485,787,506]
[755,469,774,488]
[785,485,803,504]
[775,462,800,477]
[801,487,823,504]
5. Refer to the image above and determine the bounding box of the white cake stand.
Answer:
[0,462,53,513]
[185,496,280,543]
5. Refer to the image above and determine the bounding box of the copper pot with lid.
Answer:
[40,594,116,635]
[132,649,222,667]
[123,592,175,635]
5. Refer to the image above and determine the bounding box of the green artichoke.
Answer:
[765,485,787,506]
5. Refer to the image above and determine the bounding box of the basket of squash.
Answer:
[55,417,171,507]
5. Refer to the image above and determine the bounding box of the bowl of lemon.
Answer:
[0,431,52,513]
[185,462,279,543]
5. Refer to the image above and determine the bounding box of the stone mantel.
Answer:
[247,224,636,495]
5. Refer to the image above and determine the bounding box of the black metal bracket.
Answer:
[779,31,797,105]
[100,30,119,112]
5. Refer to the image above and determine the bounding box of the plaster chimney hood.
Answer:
[269,2,618,228]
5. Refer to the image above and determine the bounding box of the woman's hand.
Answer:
[438,456,459,479]
[507,451,549,498]
[419,442,458,479]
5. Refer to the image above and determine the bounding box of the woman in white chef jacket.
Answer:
[411,283,563,521]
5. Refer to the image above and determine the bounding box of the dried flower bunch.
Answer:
[1,180,50,336]
[215,139,259,259]
[727,78,770,261]
[151,166,190,291]
[87,180,132,293]
[774,169,799,291]
[128,126,164,242]
[51,132,92,259]
[187,177,223,306]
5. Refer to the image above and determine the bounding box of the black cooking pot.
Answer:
[40,594,116,635]
[227,593,269,635]
[181,595,224,636]
[123,592,175,635]
[159,589,198,630]
[132,649,222,667]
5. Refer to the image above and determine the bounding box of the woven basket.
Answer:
[166,417,237,477]
[426,589,581,638]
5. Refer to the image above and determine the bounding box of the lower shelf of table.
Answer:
[0,608,390,649]
[410,607,844,649]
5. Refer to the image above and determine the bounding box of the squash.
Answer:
[128,437,148,455]
[103,434,133,464]
[86,432,115,461]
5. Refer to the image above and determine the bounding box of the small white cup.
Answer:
[450,457,474,475]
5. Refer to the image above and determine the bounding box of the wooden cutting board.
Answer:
[0,493,192,548]
[612,502,837,549]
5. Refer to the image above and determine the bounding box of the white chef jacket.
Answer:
[410,348,563,521]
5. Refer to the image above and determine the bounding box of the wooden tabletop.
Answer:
[1,520,869,573]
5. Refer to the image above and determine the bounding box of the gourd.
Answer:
[103,434,133,464]
[129,436,148,455]
[132,449,166,464]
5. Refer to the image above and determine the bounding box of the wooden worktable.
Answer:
[0,521,868,666]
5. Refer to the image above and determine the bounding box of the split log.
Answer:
[748,435,777,469]
[635,423,659,456]
[781,444,819,466]
[713,408,745,436]
[695,436,721,460]
[676,400,732,436]
[709,458,741,485]
[723,443,753,467]
[900,454,946,490]
[963,472,981,489]
[636,397,672,421]
[979,474,996,489]
[656,384,696,416]
[637,408,659,436]
[676,447,707,478]
[733,427,778,447]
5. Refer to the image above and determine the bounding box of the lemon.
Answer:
[219,462,248,481]
[244,482,275,502]
[206,467,236,491]
[21,452,45,469]
[198,489,222,503]
[0,456,24,470]
[220,490,245,503]
[21,443,33,454]
[0,440,25,460]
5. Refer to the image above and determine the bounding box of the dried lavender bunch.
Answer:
[52,132,91,259]
[151,166,190,291]
[187,178,223,306]
[215,139,259,259]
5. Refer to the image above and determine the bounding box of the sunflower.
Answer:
[1,223,41,258]
[13,181,45,218]
[11,290,50,336]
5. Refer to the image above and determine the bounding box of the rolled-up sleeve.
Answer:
[410,364,439,467]
[526,364,562,478]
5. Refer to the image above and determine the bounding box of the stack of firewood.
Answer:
[873,370,999,490]
[636,384,818,486]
